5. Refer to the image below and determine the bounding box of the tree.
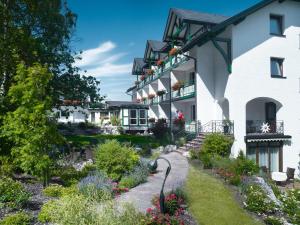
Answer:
[2,63,63,186]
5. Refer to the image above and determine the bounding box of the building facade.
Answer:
[127,0,300,173]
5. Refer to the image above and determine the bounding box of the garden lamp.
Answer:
[148,157,172,214]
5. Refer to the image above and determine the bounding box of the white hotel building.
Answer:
[127,0,300,174]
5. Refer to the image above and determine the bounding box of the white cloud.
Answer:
[74,41,132,78]
[74,41,116,68]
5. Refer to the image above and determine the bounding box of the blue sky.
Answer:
[69,0,261,101]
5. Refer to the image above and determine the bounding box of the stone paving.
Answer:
[117,151,189,212]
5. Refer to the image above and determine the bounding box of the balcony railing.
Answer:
[246,120,284,134]
[201,120,234,135]
[136,54,189,90]
[172,83,195,100]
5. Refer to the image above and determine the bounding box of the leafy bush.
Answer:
[280,189,300,224]
[201,133,233,157]
[264,216,283,225]
[244,184,276,213]
[43,184,65,197]
[0,177,30,208]
[234,151,259,176]
[52,164,96,186]
[110,115,121,126]
[199,151,214,169]
[228,175,241,186]
[119,160,149,189]
[39,194,147,225]
[150,119,169,140]
[0,212,32,225]
[95,140,140,180]
[78,171,113,201]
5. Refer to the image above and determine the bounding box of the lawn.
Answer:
[185,164,264,225]
[66,134,164,147]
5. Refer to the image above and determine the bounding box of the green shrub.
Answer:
[228,175,241,186]
[199,151,214,169]
[95,140,140,180]
[119,161,149,189]
[264,216,283,225]
[0,177,30,208]
[110,115,121,126]
[234,151,259,176]
[280,189,300,224]
[0,212,32,225]
[38,194,147,225]
[78,171,113,201]
[244,184,276,213]
[150,119,169,140]
[43,184,65,197]
[201,133,233,157]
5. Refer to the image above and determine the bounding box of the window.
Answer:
[123,109,129,126]
[139,109,147,125]
[130,109,137,125]
[270,15,283,36]
[191,105,196,121]
[271,58,284,77]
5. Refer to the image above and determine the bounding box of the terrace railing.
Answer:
[246,120,284,134]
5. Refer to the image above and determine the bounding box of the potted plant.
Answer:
[156,60,165,67]
[223,119,233,134]
[146,69,154,75]
[169,47,178,56]
[136,98,141,103]
[148,94,155,100]
[172,81,184,91]
[140,75,146,81]
[156,90,166,96]
[173,118,185,130]
[142,97,147,102]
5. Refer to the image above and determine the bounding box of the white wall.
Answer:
[225,0,300,170]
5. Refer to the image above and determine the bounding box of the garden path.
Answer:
[117,152,189,212]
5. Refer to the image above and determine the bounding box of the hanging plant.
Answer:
[140,75,146,81]
[146,69,154,75]
[172,81,184,91]
[169,48,178,56]
[148,94,155,100]
[156,90,166,96]
[142,97,147,101]
[156,60,165,67]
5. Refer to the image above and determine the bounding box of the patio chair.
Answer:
[286,167,295,187]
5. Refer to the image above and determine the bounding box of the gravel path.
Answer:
[117,152,189,212]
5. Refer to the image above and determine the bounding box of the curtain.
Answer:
[259,146,268,168]
[269,147,279,172]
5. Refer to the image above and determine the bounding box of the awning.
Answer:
[245,134,292,143]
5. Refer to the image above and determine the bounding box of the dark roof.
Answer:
[147,40,168,52]
[182,0,299,52]
[171,8,229,24]
[106,101,149,109]
[132,58,147,75]
[126,86,137,93]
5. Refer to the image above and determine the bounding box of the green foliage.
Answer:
[150,119,169,140]
[38,194,146,225]
[119,161,149,189]
[110,115,121,126]
[1,64,63,185]
[0,156,14,177]
[43,184,65,197]
[0,177,30,209]
[78,172,113,202]
[201,133,233,157]
[95,140,140,180]
[199,151,214,169]
[264,216,283,225]
[233,151,259,176]
[280,189,300,224]
[0,212,32,225]
[244,185,276,214]
[228,175,242,186]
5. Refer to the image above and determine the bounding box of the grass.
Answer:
[184,164,264,225]
[66,134,163,148]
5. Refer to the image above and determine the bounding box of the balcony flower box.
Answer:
[169,48,178,56]
[148,94,155,100]
[156,60,165,67]
[172,81,184,91]
[140,75,146,81]
[146,69,155,75]
[156,90,166,96]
